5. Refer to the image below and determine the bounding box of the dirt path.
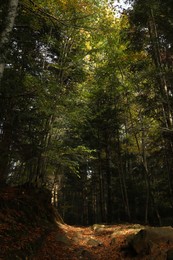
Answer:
[33,223,173,260]
[33,223,145,259]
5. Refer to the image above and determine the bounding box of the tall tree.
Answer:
[0,0,101,187]
[0,0,19,81]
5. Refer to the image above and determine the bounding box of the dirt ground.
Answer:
[34,223,173,260]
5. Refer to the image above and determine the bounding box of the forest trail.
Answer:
[34,223,136,259]
[34,223,173,260]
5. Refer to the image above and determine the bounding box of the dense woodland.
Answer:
[1,0,173,227]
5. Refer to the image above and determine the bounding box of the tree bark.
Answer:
[106,142,112,223]
[117,130,131,221]
[148,8,173,128]
[0,0,19,81]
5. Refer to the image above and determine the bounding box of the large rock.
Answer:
[91,224,106,232]
[86,238,103,247]
[127,226,173,255]
[56,233,71,245]
[111,224,144,238]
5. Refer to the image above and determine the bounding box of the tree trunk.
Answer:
[106,142,112,223]
[148,8,173,128]
[98,149,105,222]
[0,128,11,185]
[0,0,19,81]
[140,113,161,225]
[0,102,14,185]
[117,131,131,221]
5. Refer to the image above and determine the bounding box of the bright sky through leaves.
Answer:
[113,0,131,14]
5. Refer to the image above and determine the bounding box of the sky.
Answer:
[113,0,132,13]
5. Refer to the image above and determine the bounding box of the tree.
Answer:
[0,0,19,81]
[0,0,101,187]
[126,0,173,223]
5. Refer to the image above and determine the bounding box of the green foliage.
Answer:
[45,144,95,177]
[1,0,173,226]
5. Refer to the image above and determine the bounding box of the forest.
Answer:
[1,0,173,230]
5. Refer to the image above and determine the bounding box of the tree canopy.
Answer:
[1,0,173,226]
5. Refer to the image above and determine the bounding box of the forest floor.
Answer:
[34,222,173,260]
[0,186,173,259]
[33,222,145,259]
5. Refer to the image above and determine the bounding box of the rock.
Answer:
[56,233,71,245]
[126,233,136,244]
[72,236,79,244]
[111,230,125,237]
[112,225,143,238]
[127,227,173,255]
[128,230,152,255]
[87,238,103,247]
[129,224,145,229]
[92,224,106,231]
[71,231,83,244]
[75,231,83,238]
[94,227,106,233]
[111,229,140,238]
[113,226,124,232]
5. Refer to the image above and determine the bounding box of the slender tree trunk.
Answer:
[105,142,112,223]
[0,102,14,185]
[140,114,161,225]
[163,140,173,209]
[0,126,11,185]
[127,102,161,224]
[0,0,19,184]
[147,9,173,224]
[117,131,131,221]
[148,8,173,128]
[98,149,104,222]
[0,0,19,81]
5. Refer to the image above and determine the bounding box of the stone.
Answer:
[92,224,106,232]
[95,227,106,233]
[72,236,79,244]
[127,227,173,255]
[87,238,103,247]
[56,233,71,245]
